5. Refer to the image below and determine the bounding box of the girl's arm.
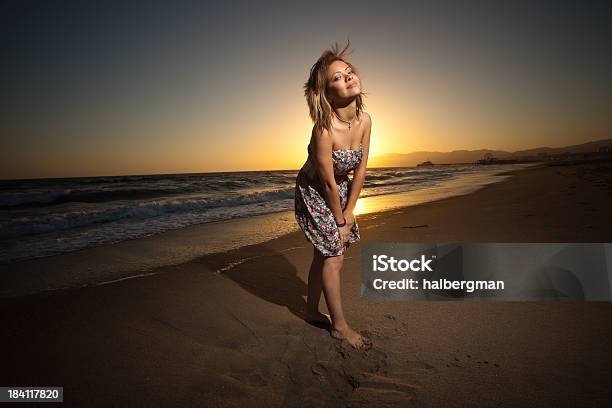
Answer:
[312,127,346,225]
[345,112,371,214]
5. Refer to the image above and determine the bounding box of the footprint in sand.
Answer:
[406,359,436,371]
[352,373,419,402]
[460,354,500,368]
[311,362,329,383]
[226,370,268,387]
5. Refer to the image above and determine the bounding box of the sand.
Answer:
[1,159,611,407]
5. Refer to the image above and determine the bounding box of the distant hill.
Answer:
[512,138,612,156]
[367,138,612,168]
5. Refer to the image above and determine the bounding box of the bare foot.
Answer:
[331,324,372,350]
[306,311,332,326]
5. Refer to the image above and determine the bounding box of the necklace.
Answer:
[333,110,356,129]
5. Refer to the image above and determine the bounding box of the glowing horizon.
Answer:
[1,1,611,180]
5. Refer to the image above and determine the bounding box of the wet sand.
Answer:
[1,159,611,407]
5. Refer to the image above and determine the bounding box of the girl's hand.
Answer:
[338,224,351,245]
[343,210,355,228]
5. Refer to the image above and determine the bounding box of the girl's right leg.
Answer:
[306,247,327,321]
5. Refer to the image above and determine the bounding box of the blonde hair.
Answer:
[303,39,367,135]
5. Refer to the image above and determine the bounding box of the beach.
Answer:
[1,159,611,407]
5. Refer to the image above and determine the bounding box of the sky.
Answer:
[1,0,611,179]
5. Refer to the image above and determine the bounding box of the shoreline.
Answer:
[0,163,534,301]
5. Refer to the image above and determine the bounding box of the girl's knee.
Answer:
[324,253,344,269]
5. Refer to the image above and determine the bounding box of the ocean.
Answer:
[0,163,535,265]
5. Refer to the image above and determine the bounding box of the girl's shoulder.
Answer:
[360,111,371,123]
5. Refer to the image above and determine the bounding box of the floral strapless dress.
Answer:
[294,142,363,257]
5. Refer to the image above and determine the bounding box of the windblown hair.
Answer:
[303,39,367,135]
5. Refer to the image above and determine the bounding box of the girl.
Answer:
[295,40,372,350]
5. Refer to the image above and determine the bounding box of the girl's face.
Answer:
[326,60,361,104]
